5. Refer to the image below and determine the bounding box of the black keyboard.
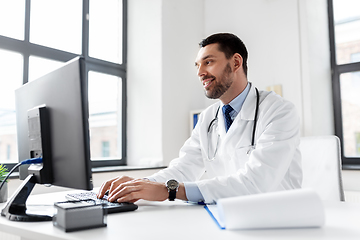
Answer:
[66,191,138,214]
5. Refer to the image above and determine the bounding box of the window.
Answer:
[329,0,360,167]
[0,49,23,164]
[89,0,123,64]
[101,141,111,158]
[88,71,122,161]
[30,0,82,53]
[7,145,11,160]
[356,132,360,156]
[0,0,25,40]
[0,0,127,170]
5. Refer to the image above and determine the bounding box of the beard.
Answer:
[204,63,234,99]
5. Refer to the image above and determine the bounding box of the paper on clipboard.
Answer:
[205,189,325,230]
[204,204,225,229]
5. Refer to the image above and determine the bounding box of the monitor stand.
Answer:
[1,174,53,221]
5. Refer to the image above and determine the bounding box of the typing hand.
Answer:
[97,176,135,200]
[97,176,187,203]
[106,178,168,203]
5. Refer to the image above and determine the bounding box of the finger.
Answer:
[108,177,124,195]
[108,184,141,202]
[108,184,138,201]
[110,176,135,192]
[97,177,121,198]
[108,177,126,199]
[97,182,110,198]
[108,177,136,198]
[116,191,142,203]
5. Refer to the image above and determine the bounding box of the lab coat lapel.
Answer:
[222,85,258,141]
[217,103,227,140]
[239,85,258,121]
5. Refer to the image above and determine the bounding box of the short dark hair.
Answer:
[199,33,248,76]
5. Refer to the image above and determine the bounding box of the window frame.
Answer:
[328,0,360,168]
[0,0,128,170]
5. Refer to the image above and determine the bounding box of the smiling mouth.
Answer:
[202,78,215,89]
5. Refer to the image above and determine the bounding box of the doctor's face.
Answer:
[195,43,234,100]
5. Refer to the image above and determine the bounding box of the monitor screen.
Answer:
[15,56,93,190]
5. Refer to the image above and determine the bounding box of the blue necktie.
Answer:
[222,105,233,132]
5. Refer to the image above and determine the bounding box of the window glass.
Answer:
[0,0,25,40]
[88,71,122,160]
[333,0,360,64]
[30,0,82,53]
[29,56,64,81]
[0,50,23,163]
[351,52,360,63]
[340,71,360,157]
[102,141,110,157]
[356,132,360,156]
[89,0,123,64]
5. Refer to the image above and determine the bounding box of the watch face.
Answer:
[167,179,179,190]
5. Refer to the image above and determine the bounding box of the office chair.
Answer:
[299,135,345,201]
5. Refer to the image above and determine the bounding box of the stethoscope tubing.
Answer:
[251,87,260,146]
[207,87,259,157]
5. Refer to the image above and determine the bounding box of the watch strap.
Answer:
[168,189,176,201]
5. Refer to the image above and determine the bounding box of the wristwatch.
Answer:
[166,179,179,201]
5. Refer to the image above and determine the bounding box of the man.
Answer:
[97,33,302,204]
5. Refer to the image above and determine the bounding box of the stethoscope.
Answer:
[206,87,260,161]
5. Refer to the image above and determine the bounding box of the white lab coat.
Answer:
[149,84,302,203]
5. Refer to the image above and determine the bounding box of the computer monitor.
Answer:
[1,57,93,221]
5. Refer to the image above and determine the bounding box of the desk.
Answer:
[0,191,360,240]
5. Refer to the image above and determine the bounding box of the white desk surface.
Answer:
[0,191,360,240]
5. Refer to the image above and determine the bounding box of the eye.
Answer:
[205,59,214,65]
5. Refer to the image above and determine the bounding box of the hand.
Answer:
[109,178,169,203]
[97,176,135,199]
[97,176,168,203]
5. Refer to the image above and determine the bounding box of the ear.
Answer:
[233,53,243,73]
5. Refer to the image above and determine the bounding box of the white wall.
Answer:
[298,0,334,136]
[127,0,334,167]
[127,0,206,167]
[204,0,303,118]
[161,0,207,164]
[127,0,163,167]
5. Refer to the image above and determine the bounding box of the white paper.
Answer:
[206,205,225,229]
[210,189,325,230]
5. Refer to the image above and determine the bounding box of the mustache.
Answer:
[201,75,215,81]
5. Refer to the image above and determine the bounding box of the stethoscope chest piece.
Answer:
[246,146,255,156]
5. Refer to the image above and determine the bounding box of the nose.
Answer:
[197,64,206,78]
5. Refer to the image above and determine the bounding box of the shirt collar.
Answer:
[222,82,251,116]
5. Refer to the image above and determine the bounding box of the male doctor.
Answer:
[97,33,302,204]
